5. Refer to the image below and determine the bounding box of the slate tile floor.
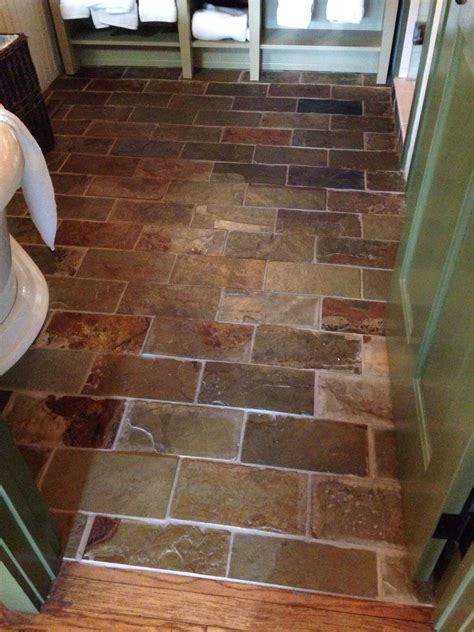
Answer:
[1,67,427,604]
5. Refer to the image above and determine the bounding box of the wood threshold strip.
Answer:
[2,561,434,631]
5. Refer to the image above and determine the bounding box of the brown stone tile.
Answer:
[362,336,389,376]
[123,67,182,79]
[365,132,397,150]
[85,120,156,139]
[265,262,361,298]
[242,70,301,83]
[51,173,93,195]
[52,91,110,106]
[381,556,433,604]
[77,248,174,283]
[23,245,85,277]
[130,106,195,124]
[317,237,398,269]
[48,277,125,312]
[328,191,406,215]
[111,138,183,158]
[56,195,114,221]
[0,349,93,393]
[51,105,71,120]
[246,185,326,210]
[144,316,253,361]
[52,119,90,135]
[110,199,193,225]
[46,152,69,172]
[76,66,125,79]
[181,142,254,162]
[146,79,207,94]
[222,127,291,146]
[136,226,226,256]
[84,518,230,576]
[270,84,331,98]
[66,105,133,121]
[233,97,297,112]
[51,76,91,91]
[303,71,363,85]
[316,373,393,425]
[87,176,168,200]
[107,92,172,107]
[194,110,261,127]
[207,82,268,97]
[362,269,393,300]
[55,220,142,249]
[219,290,318,327]
[288,166,364,190]
[331,85,392,101]
[87,78,147,92]
[119,284,220,319]
[374,429,399,479]
[332,114,394,133]
[83,354,200,401]
[254,145,327,167]
[172,460,307,534]
[52,511,89,558]
[199,362,314,415]
[321,297,386,335]
[61,154,139,177]
[136,158,213,181]
[5,393,124,448]
[192,205,276,233]
[261,112,330,129]
[311,478,404,545]
[170,94,234,111]
[165,181,246,206]
[230,534,378,598]
[276,209,361,237]
[153,123,223,142]
[362,215,404,241]
[6,193,27,216]
[18,445,51,481]
[293,129,364,149]
[172,255,265,289]
[38,312,150,354]
[364,100,393,116]
[253,326,361,371]
[298,99,362,116]
[367,171,406,192]
[330,150,400,171]
[41,449,177,517]
[212,163,287,186]
[8,217,46,245]
[55,135,114,155]
[192,69,241,81]
[225,232,314,262]
[116,401,243,459]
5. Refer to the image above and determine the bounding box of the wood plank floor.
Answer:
[2,562,434,631]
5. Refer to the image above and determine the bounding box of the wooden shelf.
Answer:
[261,29,381,51]
[70,27,180,48]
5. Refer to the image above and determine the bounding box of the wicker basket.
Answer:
[0,33,55,153]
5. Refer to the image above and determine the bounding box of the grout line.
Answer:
[236,411,248,463]
[193,361,206,405]
[36,448,56,490]
[76,513,96,561]
[165,458,182,520]
[225,531,235,578]
[367,427,378,479]
[111,398,133,450]
[305,473,312,537]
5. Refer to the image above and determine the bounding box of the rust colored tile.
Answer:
[374,429,399,479]
[152,123,222,142]
[172,460,307,534]
[56,195,114,221]
[55,135,114,155]
[317,237,398,269]
[311,478,404,546]
[46,152,68,172]
[165,182,246,205]
[61,154,139,177]
[332,115,394,133]
[111,138,183,158]
[83,354,200,401]
[110,199,193,225]
[192,205,276,233]
[48,277,125,312]
[365,132,397,150]
[269,84,330,98]
[233,97,297,112]
[362,269,393,301]
[52,119,91,135]
[119,283,220,319]
[130,107,196,124]
[135,158,212,181]
[171,255,265,289]
[107,92,172,107]
[276,209,361,237]
[77,249,175,282]
[219,290,318,327]
[55,220,142,249]
[146,79,207,94]
[246,185,326,211]
[366,171,406,192]
[23,245,85,277]
[66,105,133,121]
[123,67,182,79]
[52,91,110,106]
[181,142,254,162]
[362,215,404,241]
[87,176,168,200]
[194,110,261,127]
[144,317,253,361]
[330,150,400,171]
[51,173,92,195]
[199,362,314,415]
[212,163,287,186]
[87,78,147,92]
[225,232,314,262]
[288,166,364,190]
[261,112,330,129]
[255,145,327,167]
[8,217,46,245]
[328,191,406,215]
[85,120,156,139]
[136,226,226,256]
[265,262,361,298]
[293,129,364,149]
[5,393,124,448]
[321,298,386,335]
[207,82,268,97]
[222,127,291,146]
[38,312,150,354]
[170,95,234,110]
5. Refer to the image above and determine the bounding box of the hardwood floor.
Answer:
[2,562,434,631]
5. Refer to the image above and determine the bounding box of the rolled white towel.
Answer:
[139,0,177,23]
[277,0,313,29]
[326,0,364,24]
[192,4,248,42]
[0,107,57,250]
[60,0,91,19]
[85,0,134,12]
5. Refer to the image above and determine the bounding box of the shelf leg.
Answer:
[48,0,79,75]
[248,0,261,81]
[177,0,193,79]
[377,0,399,84]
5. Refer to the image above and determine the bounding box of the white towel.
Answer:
[85,0,134,11]
[277,0,313,29]
[90,2,139,29]
[139,0,177,23]
[0,107,57,250]
[192,4,248,42]
[326,0,364,24]
[60,0,91,19]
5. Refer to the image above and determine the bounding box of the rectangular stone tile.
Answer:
[84,517,230,576]
[331,85,391,101]
[146,79,207,94]
[192,205,276,233]
[56,195,114,221]
[242,413,368,476]
[107,92,172,107]
[135,158,213,181]
[78,249,175,283]
[51,76,91,90]
[293,129,364,149]
[207,82,268,97]
[311,478,404,545]
[55,135,114,155]
[366,171,406,192]
[6,193,27,217]
[194,110,261,127]
[317,237,398,269]
[222,127,291,146]
[332,114,394,133]
[75,66,125,78]
[276,209,361,237]
[119,284,220,319]
[48,277,125,312]
[298,99,362,115]
[254,145,327,167]
[199,362,314,415]
[52,511,89,558]
[45,152,72,173]
[265,262,361,298]
[123,67,181,79]
[225,232,314,262]
[362,269,393,301]
[219,290,318,327]
[330,150,400,171]
[362,336,389,376]
[66,105,133,121]
[253,326,361,371]
[362,214,404,241]
[87,176,168,200]
[7,217,46,245]
[0,349,93,393]
[246,185,326,210]
[165,182,246,205]
[171,255,265,289]
[23,245,86,277]
[116,400,244,459]
[181,142,254,162]
[52,91,110,106]
[211,163,287,186]
[38,312,150,354]
[41,449,177,517]
[130,106,195,124]
[55,220,142,249]
[288,166,364,190]
[321,297,386,335]
[260,112,330,129]
[316,373,393,425]
[87,78,147,92]
[170,94,234,110]
[171,460,307,534]
[144,316,253,361]
[194,69,243,81]
[110,199,193,225]
[301,71,363,85]
[18,446,51,482]
[5,393,124,448]
[53,119,91,135]
[136,226,226,256]
[51,173,92,195]
[230,534,378,598]
[111,138,183,158]
[364,132,396,150]
[153,123,223,142]
[373,429,399,479]
[233,97,297,112]
[85,120,156,139]
[328,191,406,215]
[269,83,330,98]
[241,70,301,83]
[83,354,200,401]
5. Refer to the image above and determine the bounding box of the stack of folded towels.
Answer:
[60,0,177,29]
[276,0,365,28]
[192,3,249,42]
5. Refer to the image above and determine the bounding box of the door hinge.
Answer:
[432,488,474,559]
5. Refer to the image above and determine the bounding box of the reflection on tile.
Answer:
[219,290,317,327]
